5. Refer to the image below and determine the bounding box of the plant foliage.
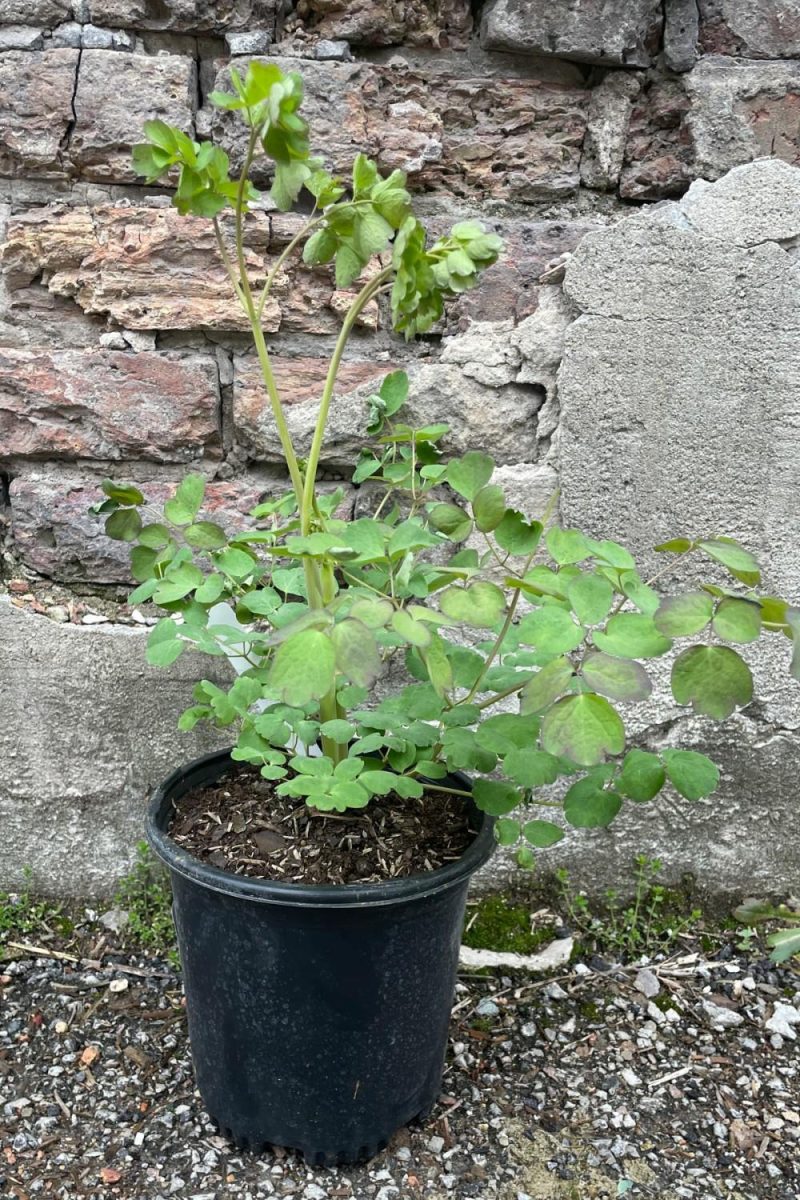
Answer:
[93,62,800,866]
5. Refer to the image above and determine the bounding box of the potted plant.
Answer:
[96,62,800,1163]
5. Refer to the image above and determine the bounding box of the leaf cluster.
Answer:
[97,375,800,854]
[131,62,501,337]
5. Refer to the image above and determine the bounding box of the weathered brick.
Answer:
[0,1,71,23]
[68,50,196,184]
[686,58,800,180]
[7,473,267,583]
[0,348,220,461]
[699,0,800,58]
[481,0,663,67]
[210,57,589,203]
[0,49,78,179]
[86,0,277,34]
[234,354,544,467]
[1,204,378,334]
[302,0,472,47]
[620,77,694,200]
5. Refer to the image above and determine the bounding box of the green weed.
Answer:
[112,842,179,967]
[0,868,72,940]
[555,855,703,959]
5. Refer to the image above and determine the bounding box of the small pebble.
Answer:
[634,968,660,998]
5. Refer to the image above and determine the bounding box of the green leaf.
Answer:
[759,596,791,633]
[138,523,171,549]
[546,527,592,565]
[391,609,432,648]
[422,634,454,697]
[698,538,761,584]
[153,563,204,604]
[661,749,720,800]
[767,928,800,964]
[217,547,257,580]
[184,521,227,551]
[581,652,652,703]
[105,508,142,542]
[671,645,753,719]
[131,545,158,582]
[620,572,660,616]
[387,520,440,557]
[128,578,159,605]
[331,619,381,686]
[194,573,226,605]
[441,726,495,772]
[617,749,665,802]
[566,573,614,626]
[520,657,575,713]
[392,775,425,799]
[303,227,338,265]
[523,820,564,848]
[101,479,144,506]
[563,776,622,828]
[517,607,584,654]
[146,617,184,666]
[164,474,205,526]
[472,485,506,533]
[320,719,356,743]
[655,537,693,554]
[428,502,472,542]
[541,694,625,767]
[495,818,521,846]
[353,209,393,259]
[503,748,561,788]
[586,539,636,570]
[593,613,672,659]
[440,582,505,629]
[653,592,714,637]
[516,846,536,869]
[475,713,540,755]
[446,451,495,501]
[267,630,336,706]
[712,598,762,644]
[349,598,393,629]
[494,510,542,556]
[473,779,522,816]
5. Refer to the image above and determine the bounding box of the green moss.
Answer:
[463,894,555,954]
[578,999,601,1021]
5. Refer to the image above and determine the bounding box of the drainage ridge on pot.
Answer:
[146,747,496,1163]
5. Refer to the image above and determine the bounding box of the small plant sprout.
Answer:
[96,62,800,863]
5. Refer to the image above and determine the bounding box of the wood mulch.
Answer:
[168,763,475,886]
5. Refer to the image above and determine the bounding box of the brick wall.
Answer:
[2,0,800,896]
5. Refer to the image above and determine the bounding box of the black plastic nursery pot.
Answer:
[146,748,496,1165]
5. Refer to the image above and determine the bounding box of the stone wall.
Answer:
[1,0,799,897]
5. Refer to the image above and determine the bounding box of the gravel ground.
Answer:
[2,922,799,1200]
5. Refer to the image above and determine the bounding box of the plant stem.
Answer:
[301,267,392,534]
[255,212,322,321]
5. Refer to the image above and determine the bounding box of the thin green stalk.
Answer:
[301,267,393,534]
[256,212,322,320]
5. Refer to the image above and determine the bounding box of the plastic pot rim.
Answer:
[146,747,496,910]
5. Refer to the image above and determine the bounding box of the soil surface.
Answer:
[169,764,475,886]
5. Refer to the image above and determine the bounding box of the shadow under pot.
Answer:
[146,747,496,1166]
